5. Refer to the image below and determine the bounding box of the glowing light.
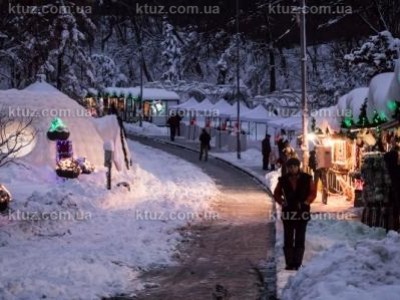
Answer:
[387,100,398,111]
[49,118,67,132]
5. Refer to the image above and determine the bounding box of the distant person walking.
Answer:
[274,158,317,270]
[167,115,179,141]
[309,148,329,205]
[199,128,211,161]
[262,134,272,170]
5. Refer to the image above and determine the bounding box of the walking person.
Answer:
[309,148,329,205]
[262,134,271,170]
[199,128,211,161]
[274,158,317,270]
[167,115,178,141]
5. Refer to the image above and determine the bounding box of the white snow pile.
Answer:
[0,81,105,168]
[367,58,400,119]
[0,140,219,299]
[282,229,400,300]
[124,121,169,136]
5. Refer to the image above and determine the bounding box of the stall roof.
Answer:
[169,97,199,109]
[103,87,179,100]
[241,104,277,123]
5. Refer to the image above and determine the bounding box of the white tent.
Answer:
[191,98,214,113]
[211,99,236,117]
[241,104,273,123]
[228,102,253,119]
[211,99,233,115]
[169,97,199,110]
[104,87,180,100]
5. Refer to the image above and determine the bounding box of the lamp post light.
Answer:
[139,43,144,127]
[299,0,309,170]
[236,0,241,160]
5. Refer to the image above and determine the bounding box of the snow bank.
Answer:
[0,81,104,168]
[0,140,219,299]
[282,229,399,300]
[124,122,169,136]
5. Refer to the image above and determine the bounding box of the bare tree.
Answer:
[0,107,37,167]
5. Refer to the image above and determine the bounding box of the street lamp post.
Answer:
[300,0,309,170]
[139,45,143,127]
[236,0,241,160]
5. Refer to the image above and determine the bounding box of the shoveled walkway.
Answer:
[123,134,276,300]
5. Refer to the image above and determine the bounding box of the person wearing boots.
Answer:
[273,158,317,270]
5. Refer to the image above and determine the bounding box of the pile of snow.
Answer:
[367,59,400,119]
[0,81,130,171]
[124,122,169,136]
[282,229,398,300]
[0,140,219,299]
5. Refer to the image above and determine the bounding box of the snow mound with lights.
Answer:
[0,81,130,171]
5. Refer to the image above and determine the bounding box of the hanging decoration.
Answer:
[341,114,355,129]
[76,157,95,174]
[47,118,70,141]
[387,100,400,120]
[372,110,387,126]
[56,140,73,163]
[56,158,81,179]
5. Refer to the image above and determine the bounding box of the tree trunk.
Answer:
[269,46,276,93]
[131,17,154,82]
[56,53,63,90]
[279,47,290,89]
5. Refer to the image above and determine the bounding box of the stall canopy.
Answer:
[191,98,214,113]
[241,104,274,123]
[169,97,199,110]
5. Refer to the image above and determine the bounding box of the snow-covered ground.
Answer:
[3,117,399,299]
[126,121,400,300]
[0,140,219,299]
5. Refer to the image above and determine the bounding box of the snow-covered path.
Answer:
[0,141,218,299]
[127,136,275,299]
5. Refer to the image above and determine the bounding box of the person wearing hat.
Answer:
[273,157,317,270]
[262,133,272,170]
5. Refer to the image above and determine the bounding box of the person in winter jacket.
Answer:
[274,157,317,270]
[199,128,211,161]
[167,115,180,141]
[262,134,272,170]
[383,137,400,231]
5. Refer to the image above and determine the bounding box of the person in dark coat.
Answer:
[167,115,179,141]
[383,137,400,231]
[274,158,317,270]
[199,128,211,161]
[309,149,328,204]
[262,134,272,170]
